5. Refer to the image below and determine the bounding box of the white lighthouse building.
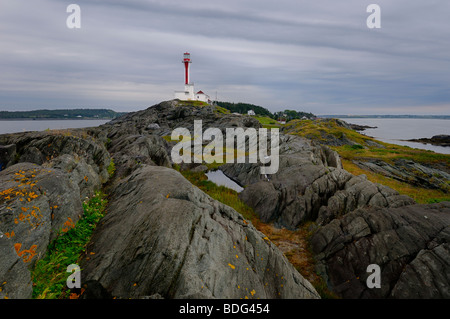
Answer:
[174,52,210,103]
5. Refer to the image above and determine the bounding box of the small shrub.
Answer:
[351,144,364,150]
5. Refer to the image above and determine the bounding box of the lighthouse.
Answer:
[183,52,191,85]
[174,52,210,103]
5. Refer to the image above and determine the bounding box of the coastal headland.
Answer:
[0,100,449,299]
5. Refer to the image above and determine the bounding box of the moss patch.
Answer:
[342,159,450,204]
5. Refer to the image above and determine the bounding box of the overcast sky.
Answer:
[0,0,449,115]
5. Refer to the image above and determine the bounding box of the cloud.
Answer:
[0,0,449,114]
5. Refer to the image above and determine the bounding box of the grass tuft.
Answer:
[31,191,108,299]
[341,159,450,204]
[107,158,116,178]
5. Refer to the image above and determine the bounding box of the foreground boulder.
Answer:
[81,165,320,299]
[0,163,84,298]
[107,134,171,179]
[310,201,450,298]
[0,130,111,299]
[0,131,111,198]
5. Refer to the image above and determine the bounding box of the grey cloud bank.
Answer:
[0,0,449,115]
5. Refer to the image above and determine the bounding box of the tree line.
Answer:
[216,101,315,121]
[0,109,126,119]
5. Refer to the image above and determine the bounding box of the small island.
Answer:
[405,134,450,147]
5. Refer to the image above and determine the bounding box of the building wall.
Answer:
[174,84,211,103]
[196,94,210,103]
[174,84,195,100]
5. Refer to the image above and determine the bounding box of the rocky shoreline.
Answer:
[1,100,449,299]
[347,123,377,131]
[405,134,450,147]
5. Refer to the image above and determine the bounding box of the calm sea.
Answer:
[339,118,450,154]
[0,119,111,135]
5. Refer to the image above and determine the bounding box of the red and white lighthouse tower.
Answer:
[183,52,191,85]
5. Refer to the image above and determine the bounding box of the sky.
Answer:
[0,0,449,115]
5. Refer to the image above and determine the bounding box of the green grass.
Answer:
[284,118,373,145]
[107,158,116,178]
[342,159,450,204]
[161,135,173,143]
[253,115,283,129]
[31,191,108,299]
[215,105,231,114]
[334,143,449,167]
[283,118,449,168]
[177,100,209,107]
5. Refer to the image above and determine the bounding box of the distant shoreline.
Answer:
[0,118,115,121]
[0,108,126,121]
[320,115,450,119]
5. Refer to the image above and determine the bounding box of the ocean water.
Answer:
[338,118,450,154]
[0,119,111,135]
[1,118,447,155]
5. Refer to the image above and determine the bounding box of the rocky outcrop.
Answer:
[281,118,383,147]
[347,123,377,131]
[0,144,16,171]
[310,201,450,298]
[1,100,448,299]
[0,131,111,198]
[0,130,111,299]
[2,100,318,300]
[406,135,450,147]
[81,165,319,299]
[353,159,450,193]
[222,134,415,229]
[106,134,171,179]
[0,163,84,298]
[102,100,261,139]
[77,101,319,299]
